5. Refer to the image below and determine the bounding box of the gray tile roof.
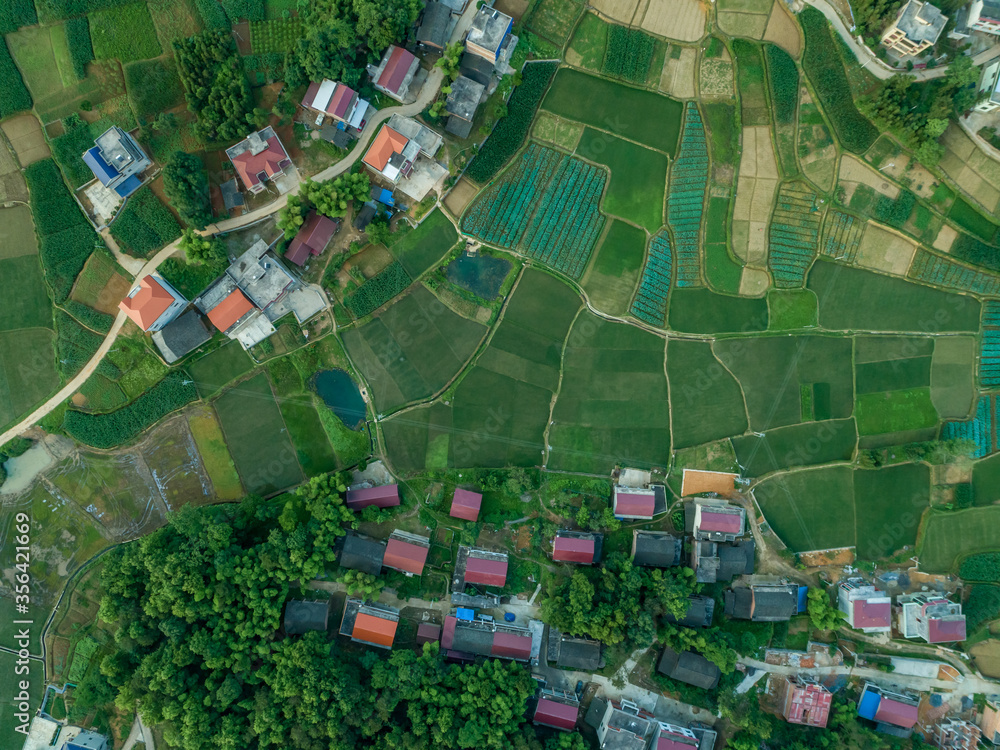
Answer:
[340,533,385,574]
[151,309,211,363]
[632,531,682,568]
[657,647,720,689]
[556,637,602,670]
[284,599,330,634]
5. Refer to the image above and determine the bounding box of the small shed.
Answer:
[416,622,442,645]
[284,599,331,635]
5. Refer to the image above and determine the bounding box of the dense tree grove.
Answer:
[96,473,587,748]
[278,173,370,237]
[173,32,255,143]
[162,151,214,229]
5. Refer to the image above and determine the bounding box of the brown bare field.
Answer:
[839,154,899,198]
[732,128,778,265]
[718,11,768,39]
[971,640,1000,679]
[856,224,917,276]
[592,0,640,23]
[933,224,958,253]
[641,0,705,41]
[763,4,802,56]
[799,547,854,567]
[700,58,733,98]
[939,125,1000,213]
[444,177,479,218]
[2,114,50,166]
[682,468,738,497]
[740,266,770,295]
[659,46,697,98]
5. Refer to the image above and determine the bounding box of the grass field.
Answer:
[731,418,856,477]
[930,335,975,419]
[90,2,162,62]
[187,406,243,500]
[71,248,130,314]
[582,220,646,316]
[715,335,854,431]
[732,39,768,126]
[213,372,303,494]
[343,285,488,414]
[567,11,607,70]
[7,25,66,101]
[188,342,255,397]
[973,454,1000,507]
[855,388,938,435]
[549,312,670,474]
[0,328,59,429]
[919,506,1000,572]
[667,339,748,448]
[390,209,458,278]
[278,394,339,477]
[855,356,932,393]
[808,260,981,333]
[668,288,768,334]
[755,466,856,551]
[0,255,52,332]
[768,289,818,329]
[855,463,928,559]
[542,68,682,155]
[576,127,666,231]
[382,402,453,473]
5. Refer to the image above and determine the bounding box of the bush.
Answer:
[63,373,198,447]
[124,58,184,120]
[194,0,230,29]
[345,262,412,318]
[65,16,93,80]
[109,186,182,257]
[872,189,916,229]
[603,25,655,83]
[55,309,103,378]
[51,115,97,188]
[466,61,557,183]
[0,39,32,118]
[765,43,798,125]
[966,584,1000,632]
[63,300,113,333]
[960,553,1000,582]
[157,255,226,299]
[0,0,37,34]
[162,151,212,229]
[800,7,878,153]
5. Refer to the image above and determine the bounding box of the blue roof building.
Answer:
[83,126,150,198]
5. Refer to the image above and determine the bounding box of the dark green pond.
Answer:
[445,254,512,300]
[313,369,366,428]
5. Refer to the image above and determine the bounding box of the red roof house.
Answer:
[206,288,255,333]
[119,275,185,332]
[285,211,340,267]
[928,615,967,643]
[353,612,398,648]
[874,696,919,729]
[464,553,507,587]
[416,622,441,645]
[698,510,743,535]
[346,484,400,511]
[533,698,579,731]
[552,533,599,564]
[491,630,532,659]
[450,488,482,521]
[383,532,430,576]
[780,677,832,728]
[612,486,656,519]
[226,127,291,194]
[371,46,419,102]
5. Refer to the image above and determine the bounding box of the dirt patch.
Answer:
[940,125,1000,213]
[856,224,917,276]
[740,266,770,295]
[659,46,697,98]
[933,224,958,253]
[971,640,1000,679]
[641,0,705,40]
[444,177,479,218]
[71,393,87,407]
[763,4,802,56]
[2,114,51,166]
[681,469,738,497]
[496,0,530,21]
[839,154,899,198]
[718,11,768,39]
[799,547,855,567]
[592,0,641,23]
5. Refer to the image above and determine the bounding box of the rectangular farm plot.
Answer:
[0,255,52,332]
[528,0,584,44]
[808,260,982,332]
[71,248,131,314]
[668,288,768,333]
[731,418,856,477]
[567,12,608,70]
[855,463,929,560]
[732,127,779,266]
[582,220,647,316]
[754,465,856,552]
[855,388,939,436]
[279,394,340,477]
[973,454,1000,507]
[769,181,823,288]
[213,372,304,495]
[382,402,452,474]
[855,356,932,394]
[542,68,683,155]
[187,407,243,500]
[640,0,705,42]
[767,289,818,329]
[732,40,769,124]
[630,231,672,326]
[342,285,488,413]
[908,249,1000,297]
[0,328,58,428]
[390,209,458,277]
[188,341,256,398]
[855,224,917,277]
[919,506,1000,572]
[667,339,749,448]
[576,127,667,232]
[0,205,37,259]
[939,124,1000,214]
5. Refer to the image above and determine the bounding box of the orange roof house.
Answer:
[226,127,291,194]
[362,124,414,180]
[119,275,186,332]
[206,288,255,333]
[340,598,399,650]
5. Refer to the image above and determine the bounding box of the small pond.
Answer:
[445,254,512,301]
[0,443,54,495]
[312,369,367,428]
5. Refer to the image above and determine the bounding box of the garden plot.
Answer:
[583,220,646,316]
[931,336,975,419]
[659,46,697,98]
[666,104,709,286]
[939,125,1000,214]
[549,312,670,474]
[982,301,1000,389]
[838,154,898,205]
[640,0,705,41]
[820,210,865,263]
[630,231,673,326]
[528,0,584,44]
[855,224,917,276]
[718,11,769,40]
[444,177,478,217]
[942,395,997,458]
[763,3,801,56]
[768,181,823,287]
[909,249,1000,297]
[700,56,734,99]
[70,249,131,315]
[667,339,749,448]
[797,90,836,191]
[918,507,1000,573]
[567,12,607,70]
[1,115,49,167]
[533,112,584,151]
[732,126,779,266]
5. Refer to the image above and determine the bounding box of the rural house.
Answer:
[416,1,453,49]
[631,530,683,568]
[441,612,534,661]
[283,599,331,635]
[839,579,892,634]
[777,676,832,728]
[119,274,186,332]
[226,127,291,194]
[362,115,445,201]
[368,45,422,103]
[692,539,754,583]
[65,730,111,750]
[933,718,981,749]
[612,485,660,520]
[83,126,149,199]
[880,0,947,56]
[300,79,372,132]
[338,532,386,575]
[550,633,603,670]
[151,309,211,363]
[284,211,340,267]
[450,487,482,520]
[346,483,401,511]
[220,178,244,213]
[416,622,442,646]
[459,50,494,86]
[383,530,431,576]
[897,593,967,643]
[664,595,716,629]
[981,699,1000,743]
[657,647,720,690]
[692,501,745,542]
[533,694,580,732]
[724,584,798,622]
[595,699,656,749]
[339,598,399,649]
[952,0,1000,37]
[857,682,920,736]
[445,75,486,139]
[649,724,700,749]
[454,546,508,590]
[552,530,602,564]
[197,281,256,338]
[465,6,515,66]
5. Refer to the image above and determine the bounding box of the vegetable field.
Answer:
[942,395,996,458]
[109,186,182,258]
[908,250,1000,297]
[345,261,413,318]
[764,43,797,125]
[602,25,655,83]
[630,231,672,326]
[768,182,823,288]
[983,301,1000,388]
[667,104,708,287]
[820,210,864,263]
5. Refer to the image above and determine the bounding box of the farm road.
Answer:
[0,4,482,449]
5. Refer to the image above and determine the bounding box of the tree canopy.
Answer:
[162,151,213,229]
[173,32,255,144]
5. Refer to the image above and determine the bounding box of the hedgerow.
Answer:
[346,262,412,318]
[466,61,557,183]
[109,186,182,257]
[800,7,877,153]
[602,25,654,83]
[0,39,32,118]
[35,0,132,21]
[764,43,798,125]
[194,0,230,29]
[63,373,198,448]
[63,300,113,333]
[55,309,103,378]
[960,552,1000,582]
[51,114,97,188]
[0,0,37,34]
[220,0,264,22]
[65,16,93,79]
[124,58,185,121]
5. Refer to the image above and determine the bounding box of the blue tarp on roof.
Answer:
[83,146,118,185]
[375,188,395,206]
[456,608,475,621]
[858,688,881,721]
[113,174,142,198]
[797,586,808,613]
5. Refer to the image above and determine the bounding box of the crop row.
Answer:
[631,232,672,326]
[942,395,995,458]
[603,25,655,83]
[909,250,1000,297]
[983,302,1000,388]
[985,300,1000,327]
[667,105,708,287]
[820,210,864,263]
[346,262,413,319]
[768,183,822,288]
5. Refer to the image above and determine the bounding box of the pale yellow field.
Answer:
[933,224,958,253]
[641,0,705,40]
[740,266,771,295]
[763,3,801,56]
[718,10,768,39]
[939,124,1000,213]
[591,0,640,23]
[856,224,917,276]
[839,154,900,198]
[659,46,697,98]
